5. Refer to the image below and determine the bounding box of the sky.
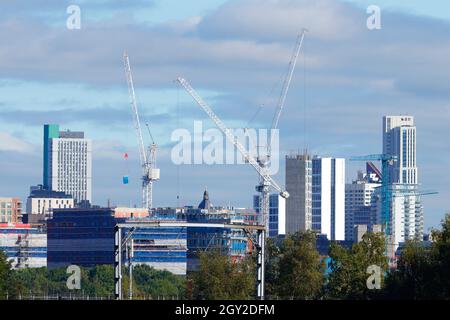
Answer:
[0,0,449,231]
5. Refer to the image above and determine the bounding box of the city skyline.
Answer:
[0,0,449,230]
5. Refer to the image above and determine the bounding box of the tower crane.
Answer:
[176,77,289,233]
[270,29,307,141]
[256,29,307,229]
[123,53,160,212]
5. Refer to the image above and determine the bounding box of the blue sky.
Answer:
[0,0,449,231]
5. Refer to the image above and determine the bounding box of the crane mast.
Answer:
[177,77,289,233]
[258,30,306,232]
[124,53,159,212]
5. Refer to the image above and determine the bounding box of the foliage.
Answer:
[266,231,324,299]
[430,213,450,298]
[384,213,450,299]
[132,264,185,299]
[326,232,387,300]
[3,215,450,300]
[0,250,17,299]
[0,262,185,299]
[189,250,255,300]
[384,240,438,299]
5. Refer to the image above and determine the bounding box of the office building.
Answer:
[0,197,22,223]
[285,152,312,234]
[47,207,187,275]
[43,124,92,205]
[345,163,381,241]
[383,116,417,184]
[382,115,423,249]
[253,193,286,237]
[312,157,345,240]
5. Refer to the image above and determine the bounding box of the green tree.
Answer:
[0,250,16,299]
[327,232,387,299]
[132,265,185,299]
[266,231,323,299]
[430,213,450,298]
[190,250,255,300]
[384,240,438,299]
[384,214,450,299]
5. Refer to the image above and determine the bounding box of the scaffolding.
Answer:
[114,221,266,300]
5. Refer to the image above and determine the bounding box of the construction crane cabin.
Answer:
[123,52,160,213]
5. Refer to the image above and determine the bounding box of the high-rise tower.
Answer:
[43,124,92,205]
[382,116,423,248]
[383,116,417,184]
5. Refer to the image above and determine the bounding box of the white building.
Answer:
[253,193,286,237]
[25,186,74,224]
[43,124,92,204]
[383,116,417,184]
[382,116,423,250]
[312,157,345,240]
[390,184,424,248]
[345,167,381,241]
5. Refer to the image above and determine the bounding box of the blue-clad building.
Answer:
[47,207,187,275]
[46,191,256,275]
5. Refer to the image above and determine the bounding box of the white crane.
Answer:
[255,30,307,231]
[176,78,289,233]
[123,53,160,212]
[271,29,307,139]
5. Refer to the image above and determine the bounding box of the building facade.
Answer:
[312,157,345,240]
[47,207,187,275]
[383,116,417,184]
[43,124,92,205]
[285,152,312,234]
[24,185,74,224]
[345,165,381,241]
[0,197,22,223]
[253,193,286,237]
[382,116,423,249]
[0,223,47,269]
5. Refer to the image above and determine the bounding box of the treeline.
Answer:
[189,214,450,300]
[2,214,450,300]
[0,260,185,299]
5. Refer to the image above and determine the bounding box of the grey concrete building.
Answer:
[285,152,312,234]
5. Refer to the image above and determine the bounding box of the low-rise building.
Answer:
[0,197,22,223]
[24,185,74,225]
[0,223,47,268]
[47,207,187,275]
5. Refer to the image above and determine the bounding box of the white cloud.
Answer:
[0,132,35,154]
[198,0,362,41]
